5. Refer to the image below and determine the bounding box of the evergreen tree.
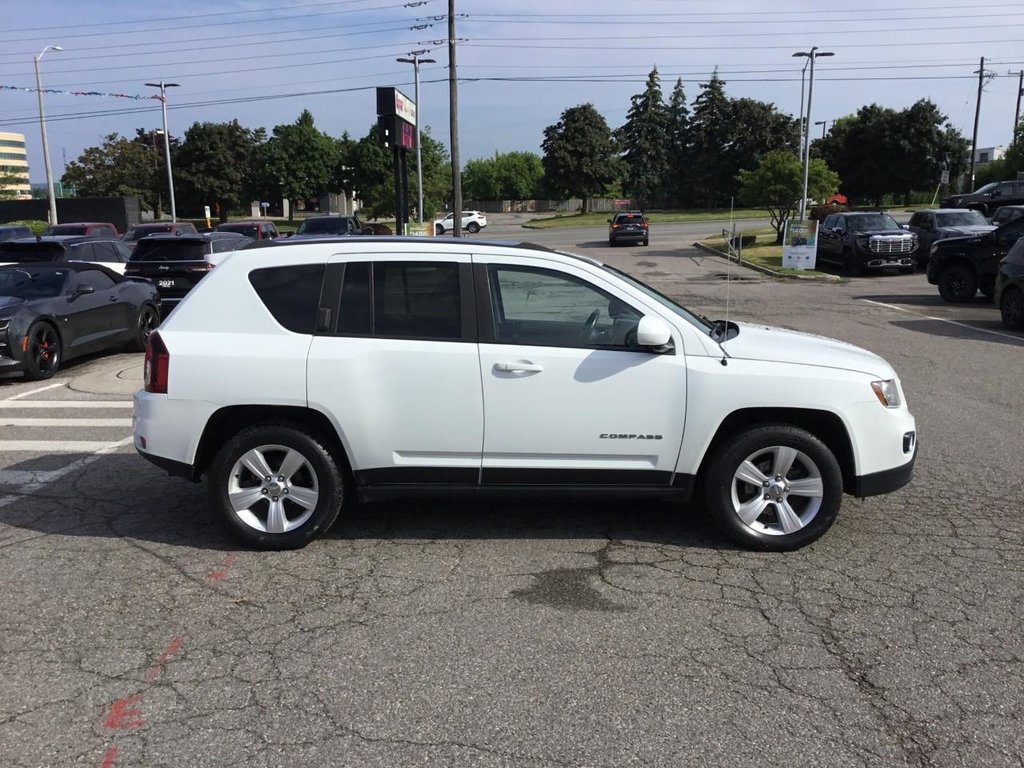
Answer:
[541,104,617,213]
[617,67,669,210]
[663,77,692,207]
[689,69,731,207]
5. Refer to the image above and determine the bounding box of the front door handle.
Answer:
[494,361,543,373]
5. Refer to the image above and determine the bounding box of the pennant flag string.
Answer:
[0,85,161,101]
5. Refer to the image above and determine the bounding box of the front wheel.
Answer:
[842,248,862,277]
[938,265,977,302]
[1001,285,1024,330]
[466,222,480,234]
[435,225,446,236]
[24,321,62,381]
[703,425,843,551]
[207,424,345,550]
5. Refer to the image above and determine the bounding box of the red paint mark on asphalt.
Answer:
[99,746,118,767]
[102,695,145,729]
[144,635,184,682]
[207,553,236,581]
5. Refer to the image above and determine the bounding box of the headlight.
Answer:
[0,318,11,333]
[871,379,901,408]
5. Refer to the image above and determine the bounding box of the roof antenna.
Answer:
[720,196,735,366]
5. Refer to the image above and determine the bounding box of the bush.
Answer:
[728,234,758,249]
[2,219,50,234]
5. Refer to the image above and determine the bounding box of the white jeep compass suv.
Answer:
[134,238,916,551]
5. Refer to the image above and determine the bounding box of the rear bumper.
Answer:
[137,448,199,481]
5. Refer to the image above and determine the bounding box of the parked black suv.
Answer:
[941,180,1024,218]
[906,209,994,268]
[994,238,1024,329]
[926,214,1024,302]
[608,211,649,246]
[817,212,917,275]
[123,233,250,310]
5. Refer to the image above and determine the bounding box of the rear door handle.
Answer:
[494,361,543,373]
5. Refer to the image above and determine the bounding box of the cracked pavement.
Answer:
[1,232,1022,767]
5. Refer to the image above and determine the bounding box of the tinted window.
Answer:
[373,262,461,339]
[488,265,642,349]
[0,268,67,298]
[113,242,133,262]
[130,241,210,261]
[212,237,247,253]
[76,270,116,291]
[68,243,96,262]
[249,265,325,334]
[0,242,65,262]
[86,242,120,262]
[296,217,355,235]
[1002,217,1024,238]
[337,262,371,335]
[613,213,645,224]
[935,211,988,228]
[218,224,259,238]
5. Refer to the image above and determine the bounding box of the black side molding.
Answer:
[137,449,200,483]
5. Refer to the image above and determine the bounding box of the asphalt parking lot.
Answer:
[1,224,1022,767]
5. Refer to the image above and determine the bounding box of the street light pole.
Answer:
[815,120,829,140]
[34,45,62,226]
[145,81,180,221]
[797,58,809,159]
[793,47,834,220]
[397,51,436,226]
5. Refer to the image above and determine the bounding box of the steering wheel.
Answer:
[579,309,601,343]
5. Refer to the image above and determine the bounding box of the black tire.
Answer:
[938,265,977,302]
[466,222,480,234]
[703,425,843,551]
[129,303,160,352]
[898,266,915,275]
[1001,285,1024,330]
[436,225,446,236]
[842,248,862,277]
[207,423,345,550]
[642,238,649,247]
[24,321,62,381]
[608,239,616,247]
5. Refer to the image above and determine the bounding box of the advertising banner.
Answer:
[782,219,818,270]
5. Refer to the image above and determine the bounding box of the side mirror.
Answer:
[361,227,375,235]
[71,284,95,299]
[636,315,673,351]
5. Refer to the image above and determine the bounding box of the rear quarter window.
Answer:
[248,264,326,334]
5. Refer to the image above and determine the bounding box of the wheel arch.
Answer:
[695,407,857,494]
[193,404,354,482]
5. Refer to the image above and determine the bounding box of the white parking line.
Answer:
[3,382,67,401]
[860,299,1024,343]
[0,400,133,409]
[0,440,133,452]
[0,418,133,427]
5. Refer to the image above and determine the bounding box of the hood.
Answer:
[0,295,26,311]
[722,323,894,378]
[937,225,995,237]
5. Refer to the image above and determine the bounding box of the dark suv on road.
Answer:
[941,180,1024,218]
[927,213,1024,302]
[817,212,917,275]
[291,215,374,239]
[608,211,649,246]
[123,233,250,310]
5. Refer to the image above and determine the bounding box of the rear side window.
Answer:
[337,262,371,335]
[248,265,325,334]
[212,237,246,253]
[0,243,66,262]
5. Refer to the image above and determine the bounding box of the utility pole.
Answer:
[447,0,462,237]
[145,81,180,221]
[969,57,985,192]
[1012,70,1023,145]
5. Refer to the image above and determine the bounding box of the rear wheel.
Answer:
[208,424,345,550]
[129,304,160,352]
[24,321,62,381]
[703,425,843,551]
[938,265,977,302]
[466,222,480,234]
[1000,285,1024,330]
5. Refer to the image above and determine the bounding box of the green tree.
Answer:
[174,120,263,221]
[249,110,339,221]
[688,70,731,207]
[737,150,839,243]
[663,77,692,207]
[61,133,159,211]
[462,151,544,200]
[541,104,617,213]
[617,67,669,209]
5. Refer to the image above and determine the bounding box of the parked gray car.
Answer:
[907,209,995,268]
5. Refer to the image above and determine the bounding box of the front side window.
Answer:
[374,262,461,339]
[487,265,642,349]
[76,269,116,291]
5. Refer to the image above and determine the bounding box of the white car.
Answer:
[134,239,917,551]
[436,210,487,235]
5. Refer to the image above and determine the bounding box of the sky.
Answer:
[2,0,1022,186]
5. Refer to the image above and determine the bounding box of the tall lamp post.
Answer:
[34,45,63,226]
[814,120,829,140]
[792,47,834,220]
[396,52,436,226]
[144,81,180,222]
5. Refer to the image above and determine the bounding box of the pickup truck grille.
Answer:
[868,235,916,255]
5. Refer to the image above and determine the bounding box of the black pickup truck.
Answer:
[941,180,1024,218]
[927,214,1024,302]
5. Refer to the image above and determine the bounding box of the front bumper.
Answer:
[852,442,917,497]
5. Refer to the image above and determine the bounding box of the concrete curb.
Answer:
[691,241,843,282]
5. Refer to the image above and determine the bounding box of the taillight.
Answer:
[144,331,169,394]
[184,263,214,272]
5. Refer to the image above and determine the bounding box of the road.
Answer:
[1,223,1022,767]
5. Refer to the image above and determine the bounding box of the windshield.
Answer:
[43,224,87,235]
[973,183,998,194]
[0,268,67,298]
[936,211,989,228]
[296,217,359,235]
[848,214,901,233]
[0,242,65,262]
[218,224,259,238]
[599,263,713,333]
[129,241,210,262]
[124,224,176,241]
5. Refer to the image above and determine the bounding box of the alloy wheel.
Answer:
[729,445,824,536]
[227,444,320,534]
